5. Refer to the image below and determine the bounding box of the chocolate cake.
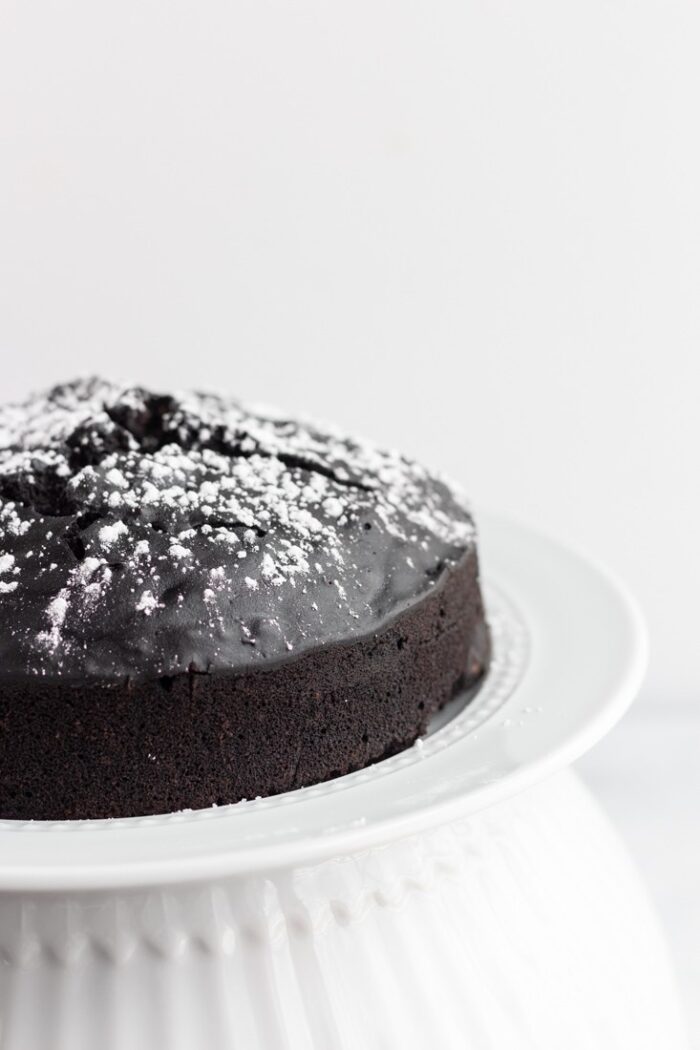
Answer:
[0,379,489,819]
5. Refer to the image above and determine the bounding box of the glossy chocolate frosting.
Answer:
[0,379,476,683]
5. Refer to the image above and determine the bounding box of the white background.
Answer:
[0,0,698,1040]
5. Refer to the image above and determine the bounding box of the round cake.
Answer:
[0,379,489,819]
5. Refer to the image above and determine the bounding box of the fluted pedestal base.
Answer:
[0,770,687,1049]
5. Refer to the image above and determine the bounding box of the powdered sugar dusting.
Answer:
[0,553,15,575]
[136,590,161,616]
[38,591,70,652]
[98,521,128,548]
[0,379,476,679]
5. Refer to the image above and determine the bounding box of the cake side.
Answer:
[0,548,488,820]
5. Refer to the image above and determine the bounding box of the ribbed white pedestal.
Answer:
[0,770,687,1050]
[0,516,688,1049]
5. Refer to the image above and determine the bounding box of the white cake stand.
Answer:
[0,515,688,1050]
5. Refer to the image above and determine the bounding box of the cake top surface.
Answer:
[0,378,476,682]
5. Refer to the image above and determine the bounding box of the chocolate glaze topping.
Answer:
[0,379,476,683]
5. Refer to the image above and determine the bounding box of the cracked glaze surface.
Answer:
[0,379,476,682]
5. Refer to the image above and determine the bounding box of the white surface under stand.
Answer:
[0,517,689,1050]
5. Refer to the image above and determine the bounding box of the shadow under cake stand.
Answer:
[0,515,688,1050]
